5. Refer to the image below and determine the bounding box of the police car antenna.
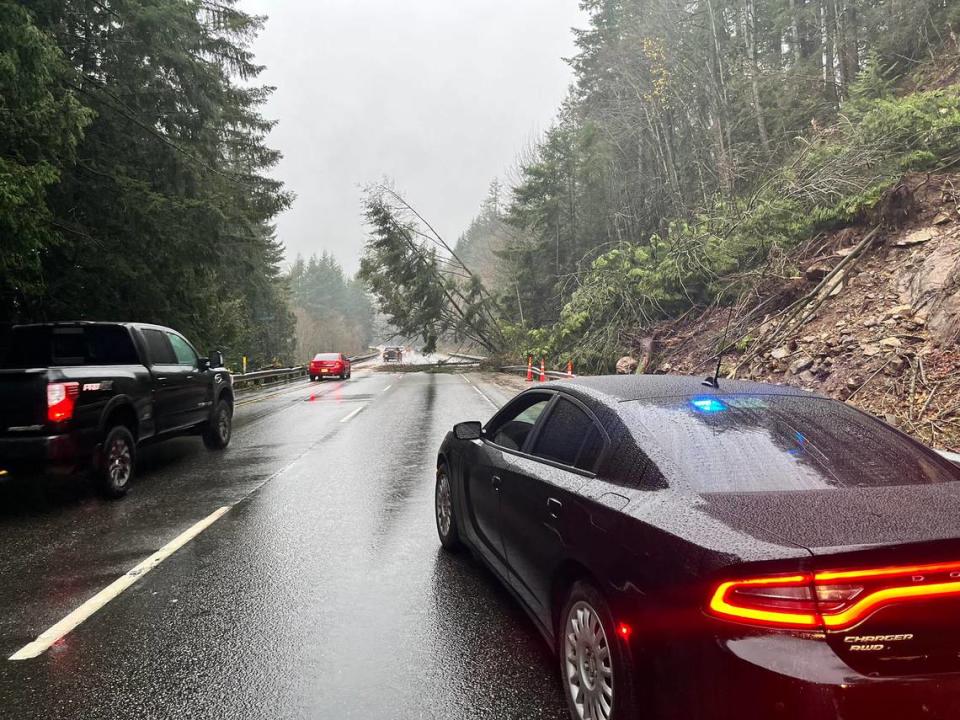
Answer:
[702,306,735,389]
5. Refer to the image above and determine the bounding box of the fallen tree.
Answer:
[358,184,506,354]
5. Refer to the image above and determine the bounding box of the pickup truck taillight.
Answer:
[47,382,80,422]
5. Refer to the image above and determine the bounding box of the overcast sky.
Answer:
[240,0,585,274]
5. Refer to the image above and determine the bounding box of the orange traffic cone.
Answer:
[539,357,547,382]
[526,355,534,382]
[567,360,574,378]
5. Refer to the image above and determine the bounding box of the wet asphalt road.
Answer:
[0,367,567,719]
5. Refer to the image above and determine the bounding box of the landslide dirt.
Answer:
[646,172,960,452]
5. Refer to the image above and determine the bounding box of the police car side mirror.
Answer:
[454,421,482,441]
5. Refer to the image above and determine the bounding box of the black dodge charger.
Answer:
[434,375,960,720]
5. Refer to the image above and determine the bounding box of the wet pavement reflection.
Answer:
[0,371,565,719]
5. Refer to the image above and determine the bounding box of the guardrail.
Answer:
[233,366,306,392]
[232,352,379,393]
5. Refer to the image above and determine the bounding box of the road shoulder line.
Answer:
[459,373,498,409]
[8,506,231,661]
[339,405,365,423]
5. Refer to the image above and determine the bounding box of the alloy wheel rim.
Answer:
[436,469,452,537]
[564,601,614,720]
[108,437,132,488]
[218,408,230,442]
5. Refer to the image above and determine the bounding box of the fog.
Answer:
[240,0,585,273]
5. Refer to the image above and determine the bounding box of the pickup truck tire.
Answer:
[203,399,232,450]
[98,425,136,499]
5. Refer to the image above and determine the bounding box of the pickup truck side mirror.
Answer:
[198,351,224,372]
[454,421,483,441]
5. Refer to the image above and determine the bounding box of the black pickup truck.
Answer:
[0,322,234,498]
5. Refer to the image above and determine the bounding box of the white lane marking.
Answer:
[339,405,365,423]
[381,384,392,393]
[11,370,387,661]
[459,373,498,409]
[9,506,231,661]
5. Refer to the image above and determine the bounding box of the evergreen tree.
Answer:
[448,0,960,366]
[287,251,373,360]
[0,1,92,316]
[2,0,294,367]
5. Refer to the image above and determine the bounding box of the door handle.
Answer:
[156,377,168,382]
[492,475,502,491]
[547,497,562,519]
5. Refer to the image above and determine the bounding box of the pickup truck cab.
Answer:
[0,322,234,497]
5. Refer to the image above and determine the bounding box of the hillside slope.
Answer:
[648,172,960,451]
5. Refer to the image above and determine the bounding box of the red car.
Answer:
[308,352,351,381]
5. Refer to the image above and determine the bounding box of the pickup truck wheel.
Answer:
[99,425,135,499]
[203,399,232,450]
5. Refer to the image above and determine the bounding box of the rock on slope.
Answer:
[649,173,960,452]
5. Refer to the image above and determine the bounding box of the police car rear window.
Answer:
[623,395,958,492]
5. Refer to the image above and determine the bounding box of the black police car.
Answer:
[435,375,960,720]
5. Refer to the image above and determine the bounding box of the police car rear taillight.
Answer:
[709,560,960,630]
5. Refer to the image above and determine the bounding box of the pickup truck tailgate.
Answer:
[0,369,48,435]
